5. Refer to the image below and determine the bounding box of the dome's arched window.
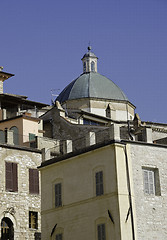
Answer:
[106,105,111,118]
[83,62,86,72]
[91,61,95,72]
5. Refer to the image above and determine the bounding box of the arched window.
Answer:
[106,105,111,118]
[1,217,14,240]
[10,126,19,145]
[91,61,95,72]
[83,62,86,72]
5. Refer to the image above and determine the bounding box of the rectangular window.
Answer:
[96,171,104,196]
[56,233,62,240]
[29,211,38,229]
[97,224,106,240]
[29,133,36,141]
[55,183,62,207]
[5,162,18,192]
[142,167,161,196]
[29,169,39,194]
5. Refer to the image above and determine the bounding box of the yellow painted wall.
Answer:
[40,143,136,240]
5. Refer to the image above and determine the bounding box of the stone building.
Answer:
[0,68,53,240]
[39,47,167,240]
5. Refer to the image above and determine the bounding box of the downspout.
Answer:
[123,143,135,240]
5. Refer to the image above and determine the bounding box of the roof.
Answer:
[81,51,97,59]
[0,93,49,107]
[0,71,14,77]
[56,72,129,103]
[0,114,41,124]
[39,138,167,170]
[81,46,98,59]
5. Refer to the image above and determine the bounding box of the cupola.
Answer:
[81,46,98,73]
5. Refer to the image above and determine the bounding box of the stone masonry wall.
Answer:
[0,146,41,240]
[130,143,167,240]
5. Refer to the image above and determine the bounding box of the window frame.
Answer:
[97,223,106,240]
[29,211,38,229]
[142,167,161,196]
[55,183,62,208]
[96,171,104,196]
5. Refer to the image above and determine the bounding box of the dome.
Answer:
[56,72,129,103]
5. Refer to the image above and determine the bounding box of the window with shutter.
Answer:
[97,224,106,240]
[55,183,62,207]
[0,130,5,143]
[96,171,104,196]
[10,126,19,145]
[5,162,18,192]
[29,169,39,194]
[143,168,155,195]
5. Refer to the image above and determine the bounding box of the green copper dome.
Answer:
[56,72,129,103]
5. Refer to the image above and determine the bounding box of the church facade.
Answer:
[39,47,167,240]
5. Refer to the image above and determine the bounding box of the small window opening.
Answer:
[96,171,104,196]
[91,61,95,72]
[106,105,111,118]
[29,211,38,229]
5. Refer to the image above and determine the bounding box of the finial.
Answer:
[88,46,91,51]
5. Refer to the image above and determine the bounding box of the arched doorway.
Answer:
[1,217,14,240]
[10,126,19,145]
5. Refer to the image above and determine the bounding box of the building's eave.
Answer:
[39,139,167,169]
[0,114,40,123]
[0,71,14,77]
[0,142,41,153]
[0,93,49,107]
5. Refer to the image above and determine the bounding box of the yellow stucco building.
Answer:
[39,47,167,240]
[40,138,137,240]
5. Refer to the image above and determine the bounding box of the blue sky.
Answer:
[1,0,167,123]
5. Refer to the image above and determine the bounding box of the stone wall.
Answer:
[0,146,42,240]
[130,143,167,240]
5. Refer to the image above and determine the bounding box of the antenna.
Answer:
[51,89,60,105]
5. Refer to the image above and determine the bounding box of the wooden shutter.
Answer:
[143,169,155,194]
[13,163,18,192]
[6,162,13,191]
[96,171,104,196]
[6,162,18,192]
[55,183,62,207]
[148,170,155,194]
[29,169,39,194]
[0,130,5,143]
[143,170,149,194]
